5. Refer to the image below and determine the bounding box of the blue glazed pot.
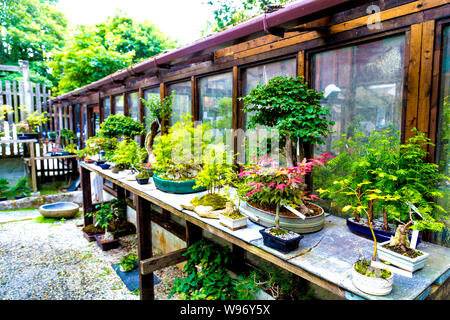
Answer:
[346,217,421,244]
[136,177,149,185]
[99,163,111,170]
[259,228,304,254]
[152,174,206,194]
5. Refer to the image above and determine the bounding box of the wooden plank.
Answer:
[186,220,203,247]
[191,76,197,121]
[136,196,154,300]
[417,20,435,137]
[80,167,93,226]
[160,83,167,134]
[405,23,423,141]
[298,50,305,77]
[140,248,187,275]
[138,88,145,147]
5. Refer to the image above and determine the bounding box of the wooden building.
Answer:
[47,0,450,246]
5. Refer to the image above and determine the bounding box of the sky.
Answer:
[55,0,215,46]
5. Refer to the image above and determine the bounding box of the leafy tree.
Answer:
[97,114,144,140]
[0,0,68,87]
[241,76,334,167]
[49,12,177,95]
[202,0,289,36]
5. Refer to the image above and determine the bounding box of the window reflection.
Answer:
[127,91,139,121]
[168,81,191,125]
[115,95,124,115]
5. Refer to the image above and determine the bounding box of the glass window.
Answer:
[143,87,160,129]
[241,58,297,163]
[168,81,191,125]
[103,97,111,120]
[311,34,405,156]
[127,91,139,121]
[75,104,80,147]
[114,95,124,115]
[198,72,233,144]
[432,26,450,246]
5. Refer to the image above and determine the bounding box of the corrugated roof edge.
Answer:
[49,0,351,103]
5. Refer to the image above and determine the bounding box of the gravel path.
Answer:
[0,211,185,300]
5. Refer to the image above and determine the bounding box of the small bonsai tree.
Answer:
[76,136,119,161]
[97,114,144,140]
[141,92,174,165]
[152,114,212,181]
[10,177,31,197]
[241,76,334,166]
[87,199,126,241]
[17,107,49,134]
[0,177,10,198]
[111,139,147,172]
[0,105,13,121]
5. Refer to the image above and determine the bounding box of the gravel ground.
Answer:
[0,211,185,300]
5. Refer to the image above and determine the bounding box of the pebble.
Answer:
[0,213,186,300]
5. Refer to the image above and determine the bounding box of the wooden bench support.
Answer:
[80,166,93,226]
[136,196,154,300]
[140,248,188,275]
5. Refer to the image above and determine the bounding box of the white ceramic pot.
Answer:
[351,263,394,296]
[218,213,248,231]
[377,240,429,272]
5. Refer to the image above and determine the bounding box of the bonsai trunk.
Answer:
[382,208,389,231]
[368,200,374,226]
[390,222,413,253]
[104,226,114,241]
[285,136,294,167]
[275,202,281,230]
[145,119,160,165]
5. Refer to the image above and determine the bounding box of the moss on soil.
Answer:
[191,193,227,210]
[354,259,392,279]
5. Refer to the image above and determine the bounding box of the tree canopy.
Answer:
[49,12,177,95]
[0,0,68,87]
[202,0,289,36]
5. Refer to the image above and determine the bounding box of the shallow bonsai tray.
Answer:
[377,240,429,272]
[83,230,104,242]
[259,228,304,254]
[94,234,120,251]
[152,174,206,194]
[347,217,421,244]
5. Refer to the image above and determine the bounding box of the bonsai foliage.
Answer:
[141,91,175,165]
[0,105,13,121]
[153,114,213,181]
[194,143,233,194]
[10,177,31,197]
[241,76,334,166]
[119,253,138,272]
[135,171,149,179]
[16,108,49,133]
[87,199,126,237]
[111,139,147,170]
[61,128,78,144]
[0,178,9,197]
[97,114,144,140]
[319,129,449,255]
[238,153,332,230]
[77,136,119,160]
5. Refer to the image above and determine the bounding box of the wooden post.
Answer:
[29,141,38,194]
[136,196,154,300]
[186,221,202,246]
[80,166,93,226]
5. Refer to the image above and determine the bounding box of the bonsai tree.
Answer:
[97,114,144,140]
[0,177,9,198]
[0,105,13,121]
[77,135,119,161]
[241,76,334,167]
[16,107,49,134]
[152,114,212,181]
[61,129,78,145]
[111,139,147,172]
[141,92,174,166]
[10,177,31,197]
[87,199,126,241]
[238,153,332,227]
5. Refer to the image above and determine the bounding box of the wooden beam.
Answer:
[136,196,154,300]
[140,248,187,275]
[80,167,93,226]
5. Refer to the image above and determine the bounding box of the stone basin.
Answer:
[39,202,80,218]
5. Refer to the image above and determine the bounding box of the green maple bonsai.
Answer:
[241,76,334,166]
[97,114,144,140]
[111,139,147,172]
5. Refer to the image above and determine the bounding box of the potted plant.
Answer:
[48,131,57,142]
[141,91,174,166]
[0,177,9,201]
[111,139,147,179]
[97,114,144,141]
[135,170,150,185]
[82,223,105,242]
[77,135,119,164]
[16,108,49,140]
[152,114,211,194]
[217,202,248,231]
[118,253,138,272]
[241,76,334,167]
[87,202,119,251]
[318,181,394,295]
[10,177,31,199]
[61,129,78,150]
[238,154,332,235]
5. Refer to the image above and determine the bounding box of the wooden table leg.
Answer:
[29,142,38,193]
[186,221,203,246]
[136,196,154,300]
[80,166,93,226]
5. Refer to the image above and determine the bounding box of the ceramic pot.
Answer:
[351,263,394,296]
[377,240,429,272]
